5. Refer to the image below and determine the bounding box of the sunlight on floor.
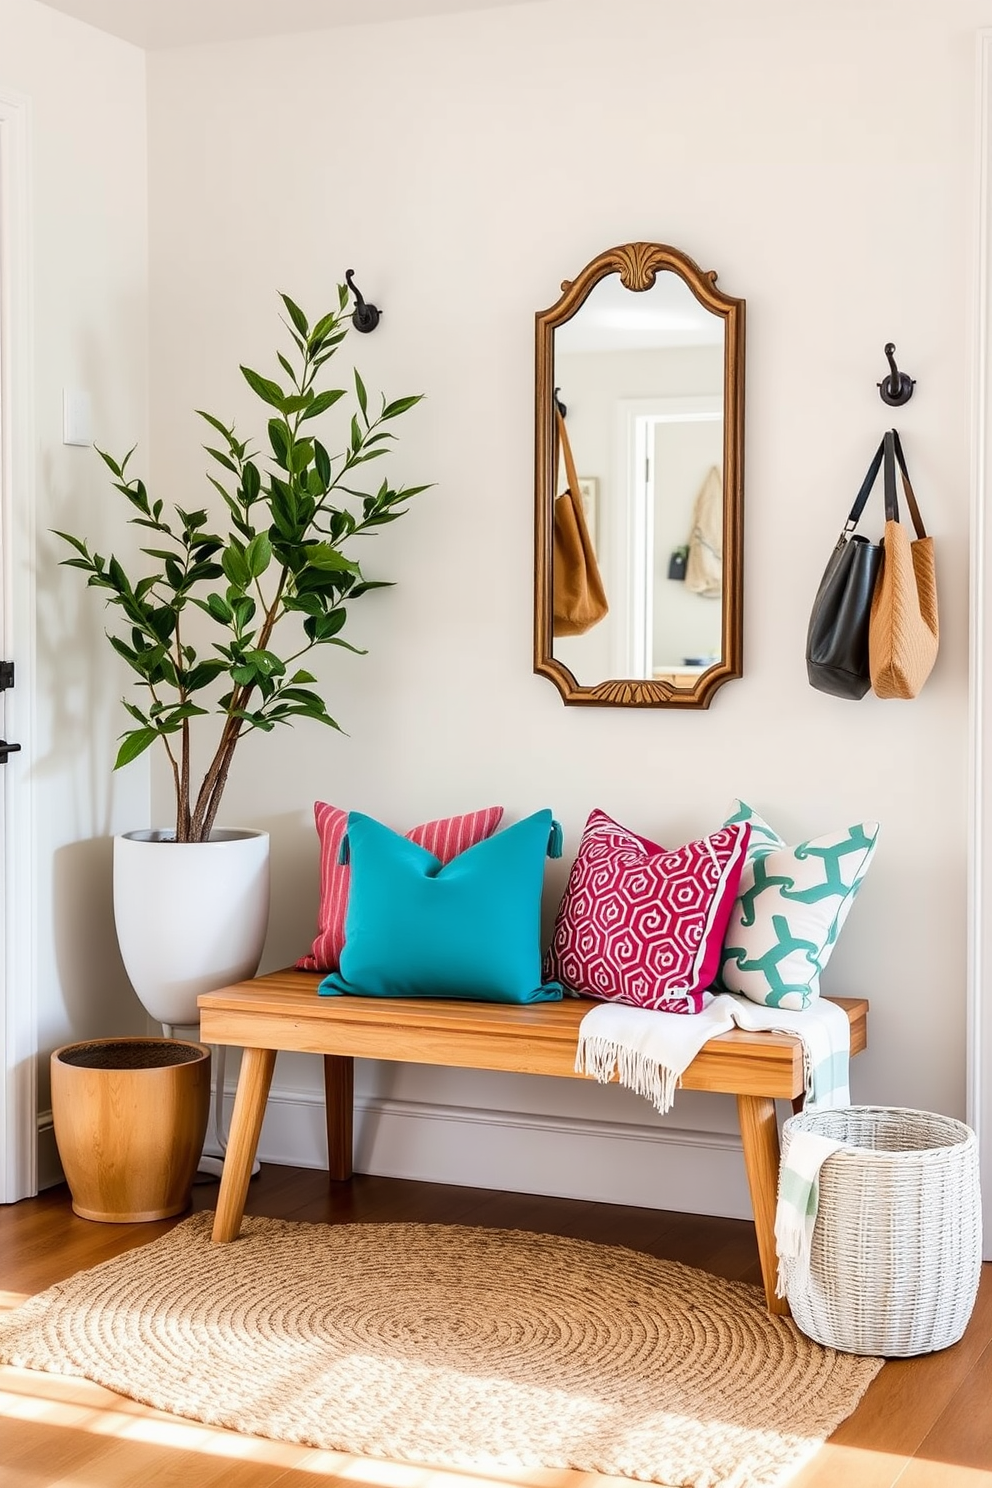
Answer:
[792,1442,992,1488]
[2,1369,988,1488]
[0,1364,628,1487]
[11,1362,982,1488]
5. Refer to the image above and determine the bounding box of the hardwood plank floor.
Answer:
[1,1164,990,1487]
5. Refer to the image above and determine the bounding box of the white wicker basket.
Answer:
[779,1106,982,1357]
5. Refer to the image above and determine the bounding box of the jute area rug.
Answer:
[0,1213,882,1488]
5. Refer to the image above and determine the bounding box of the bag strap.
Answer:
[844,439,885,533]
[883,431,900,524]
[891,429,928,539]
[843,432,929,539]
[555,405,582,503]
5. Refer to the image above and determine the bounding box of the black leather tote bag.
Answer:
[806,439,885,700]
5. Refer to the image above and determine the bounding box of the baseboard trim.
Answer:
[36,1110,62,1191]
[204,1084,754,1221]
[40,1086,754,1221]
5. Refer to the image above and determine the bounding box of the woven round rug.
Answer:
[0,1213,882,1487]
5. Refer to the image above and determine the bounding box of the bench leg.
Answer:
[737,1093,790,1317]
[211,1046,276,1243]
[323,1054,354,1181]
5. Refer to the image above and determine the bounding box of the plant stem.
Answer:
[197,724,242,840]
[179,720,191,841]
[189,566,288,840]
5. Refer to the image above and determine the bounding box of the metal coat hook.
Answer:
[554,387,567,418]
[878,342,915,407]
[345,269,380,333]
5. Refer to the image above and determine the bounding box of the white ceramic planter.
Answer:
[113,829,270,1027]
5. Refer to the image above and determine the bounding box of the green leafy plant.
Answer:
[56,288,427,842]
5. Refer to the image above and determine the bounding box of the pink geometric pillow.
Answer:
[545,809,750,1013]
[296,802,504,972]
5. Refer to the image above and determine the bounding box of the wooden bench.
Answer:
[198,968,868,1315]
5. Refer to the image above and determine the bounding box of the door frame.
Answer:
[612,395,722,679]
[0,87,37,1203]
[969,30,992,1259]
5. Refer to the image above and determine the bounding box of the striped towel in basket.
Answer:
[773,1128,848,1298]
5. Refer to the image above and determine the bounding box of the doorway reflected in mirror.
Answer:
[534,243,744,709]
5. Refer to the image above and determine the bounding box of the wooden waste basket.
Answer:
[51,1037,211,1222]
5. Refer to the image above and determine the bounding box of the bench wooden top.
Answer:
[198,969,867,1102]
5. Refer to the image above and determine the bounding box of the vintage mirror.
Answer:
[534,242,744,707]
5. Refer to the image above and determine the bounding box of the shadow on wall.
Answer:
[51,836,148,1047]
[34,451,137,832]
[247,809,323,974]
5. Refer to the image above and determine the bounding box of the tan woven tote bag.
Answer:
[552,405,608,638]
[869,430,938,700]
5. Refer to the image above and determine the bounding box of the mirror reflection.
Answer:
[534,243,744,709]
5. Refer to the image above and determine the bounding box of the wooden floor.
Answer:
[1,1165,991,1487]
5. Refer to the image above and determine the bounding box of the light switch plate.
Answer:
[62,389,92,446]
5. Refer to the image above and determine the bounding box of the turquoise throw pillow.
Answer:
[319,809,565,1004]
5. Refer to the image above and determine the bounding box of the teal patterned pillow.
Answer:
[717,800,879,1010]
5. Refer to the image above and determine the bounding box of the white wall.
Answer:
[135,0,980,1216]
[0,0,150,1174]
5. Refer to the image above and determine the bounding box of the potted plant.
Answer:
[57,287,426,1029]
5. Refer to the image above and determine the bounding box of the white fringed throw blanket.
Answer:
[575,992,851,1114]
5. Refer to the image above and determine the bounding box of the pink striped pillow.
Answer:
[296,803,504,972]
[545,809,750,1012]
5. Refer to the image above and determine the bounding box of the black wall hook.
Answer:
[878,342,915,406]
[345,269,380,333]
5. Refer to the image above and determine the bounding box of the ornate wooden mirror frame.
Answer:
[534,242,745,708]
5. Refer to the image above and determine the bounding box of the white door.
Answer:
[0,89,37,1203]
